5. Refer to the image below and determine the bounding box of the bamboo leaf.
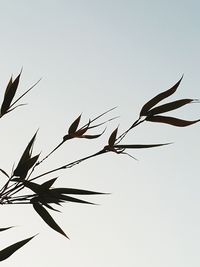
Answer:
[32,197,61,211]
[32,195,62,205]
[41,177,58,190]
[140,76,183,116]
[0,226,14,232]
[114,143,170,149]
[68,114,81,135]
[0,168,10,178]
[23,180,41,194]
[15,131,38,169]
[51,188,106,195]
[14,154,39,179]
[108,127,118,147]
[0,235,36,262]
[0,73,21,115]
[32,202,68,238]
[81,129,105,139]
[146,115,200,127]
[58,194,96,205]
[146,99,195,116]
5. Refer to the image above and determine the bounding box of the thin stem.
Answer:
[30,149,107,182]
[116,117,145,144]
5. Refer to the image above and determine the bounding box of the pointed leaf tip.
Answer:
[108,127,118,147]
[68,114,82,135]
[140,76,183,116]
[146,115,200,127]
[33,202,68,238]
[0,73,21,115]
[0,235,36,261]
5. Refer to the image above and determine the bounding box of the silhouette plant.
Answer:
[0,73,199,261]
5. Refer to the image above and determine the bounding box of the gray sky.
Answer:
[0,1,200,266]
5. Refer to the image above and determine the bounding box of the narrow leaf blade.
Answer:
[114,143,170,149]
[146,115,200,127]
[146,99,194,116]
[140,76,183,116]
[0,235,36,262]
[68,114,81,135]
[0,226,14,232]
[0,73,21,115]
[32,202,68,238]
[41,177,58,190]
[51,188,106,195]
[108,127,118,147]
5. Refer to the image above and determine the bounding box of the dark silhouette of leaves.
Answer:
[32,202,68,238]
[51,188,106,195]
[0,226,14,232]
[40,178,58,190]
[13,132,38,178]
[15,132,37,166]
[0,235,36,261]
[0,168,10,178]
[146,99,195,116]
[54,194,96,205]
[140,76,183,116]
[108,127,118,147]
[81,129,106,139]
[146,115,200,126]
[68,114,81,135]
[0,73,21,116]
[114,143,170,149]
[23,180,41,194]
[14,154,39,179]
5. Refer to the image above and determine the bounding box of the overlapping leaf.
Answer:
[108,127,118,147]
[51,188,106,195]
[145,99,195,116]
[68,114,82,135]
[32,202,68,238]
[0,74,21,116]
[140,76,183,116]
[13,132,38,179]
[0,235,36,261]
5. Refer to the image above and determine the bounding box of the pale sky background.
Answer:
[0,1,200,266]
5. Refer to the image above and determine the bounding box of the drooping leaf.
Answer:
[51,188,106,195]
[114,143,170,149]
[146,115,200,127]
[32,202,68,238]
[68,114,81,135]
[146,99,195,116]
[0,235,36,262]
[0,226,14,232]
[108,127,118,147]
[0,74,21,115]
[140,76,183,116]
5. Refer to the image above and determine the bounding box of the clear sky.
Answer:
[0,1,200,266]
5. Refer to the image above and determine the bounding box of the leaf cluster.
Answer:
[0,74,199,261]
